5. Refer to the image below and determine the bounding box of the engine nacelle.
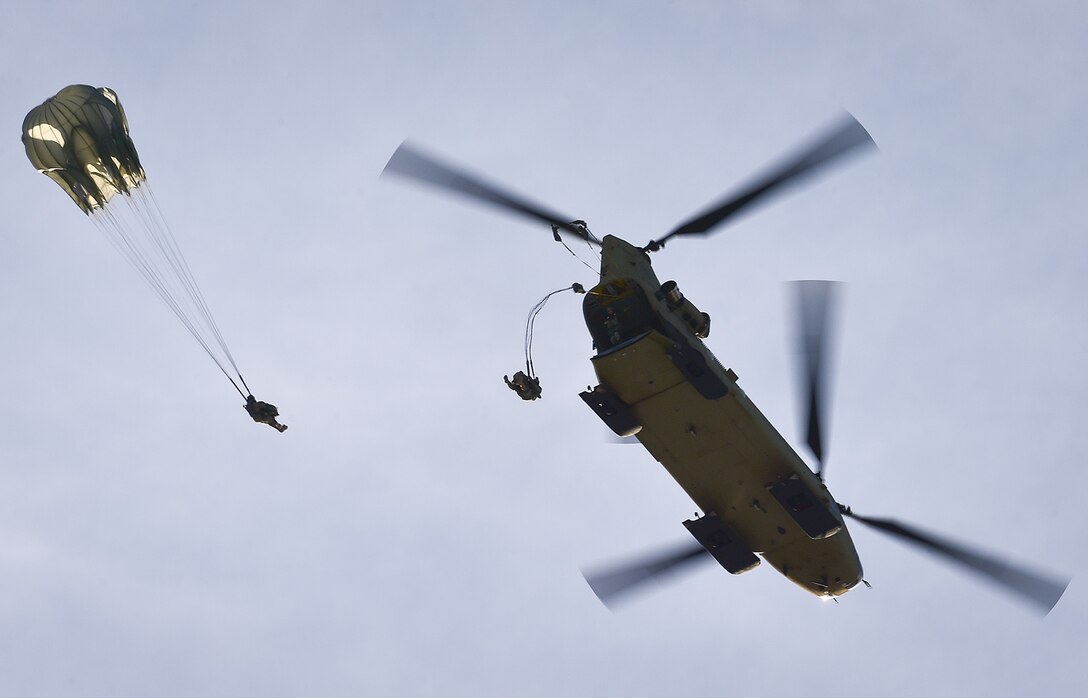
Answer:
[658,280,710,338]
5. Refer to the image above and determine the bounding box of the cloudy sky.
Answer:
[2,1,1085,696]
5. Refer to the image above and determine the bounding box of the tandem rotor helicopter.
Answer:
[382,115,1070,614]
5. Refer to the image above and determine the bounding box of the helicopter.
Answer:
[382,115,1070,614]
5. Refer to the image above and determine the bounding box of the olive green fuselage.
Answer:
[584,235,862,598]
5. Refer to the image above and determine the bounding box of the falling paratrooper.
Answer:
[22,84,286,432]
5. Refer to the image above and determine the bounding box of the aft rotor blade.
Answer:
[794,280,841,479]
[651,114,875,248]
[582,543,710,609]
[842,509,1070,614]
[383,141,591,242]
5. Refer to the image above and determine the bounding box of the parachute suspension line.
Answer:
[128,186,230,364]
[90,207,247,399]
[525,290,557,379]
[138,187,240,367]
[91,207,225,369]
[91,206,210,352]
[88,188,248,399]
[551,225,599,273]
[524,284,584,379]
[136,185,251,395]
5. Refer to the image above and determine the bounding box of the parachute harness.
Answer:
[505,282,585,401]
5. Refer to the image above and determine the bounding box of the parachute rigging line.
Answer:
[552,224,600,274]
[524,284,583,379]
[23,85,254,399]
[90,184,249,398]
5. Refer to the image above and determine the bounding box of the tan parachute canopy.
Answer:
[22,84,145,214]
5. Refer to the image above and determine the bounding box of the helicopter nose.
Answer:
[808,573,862,598]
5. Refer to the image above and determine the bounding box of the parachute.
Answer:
[22,85,144,213]
[23,85,252,399]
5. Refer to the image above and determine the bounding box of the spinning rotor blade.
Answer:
[841,508,1070,614]
[582,543,710,608]
[794,280,840,479]
[383,142,592,242]
[650,113,875,249]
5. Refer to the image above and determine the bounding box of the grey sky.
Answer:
[2,2,1085,696]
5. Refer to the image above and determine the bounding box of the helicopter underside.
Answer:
[381,125,1071,614]
[587,328,864,598]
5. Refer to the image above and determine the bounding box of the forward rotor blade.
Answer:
[842,509,1070,614]
[651,113,875,248]
[382,141,591,242]
[794,280,841,479]
[582,543,710,609]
